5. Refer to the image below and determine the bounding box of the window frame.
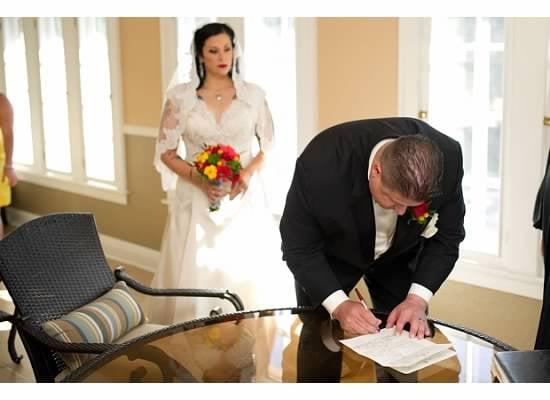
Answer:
[0,17,127,205]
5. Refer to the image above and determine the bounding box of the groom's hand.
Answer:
[386,294,430,339]
[331,300,381,336]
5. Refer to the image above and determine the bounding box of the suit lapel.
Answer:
[377,197,441,262]
[377,214,417,261]
[350,168,375,263]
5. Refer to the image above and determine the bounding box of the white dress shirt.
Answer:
[322,139,433,316]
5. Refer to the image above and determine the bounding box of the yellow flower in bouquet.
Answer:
[203,165,218,180]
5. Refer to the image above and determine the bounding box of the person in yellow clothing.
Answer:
[0,93,18,238]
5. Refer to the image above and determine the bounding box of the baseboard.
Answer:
[4,208,36,228]
[5,208,159,274]
[100,234,158,274]
[123,124,157,138]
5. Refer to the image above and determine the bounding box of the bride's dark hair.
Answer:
[193,22,239,88]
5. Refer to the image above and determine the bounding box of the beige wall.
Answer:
[317,18,398,131]
[121,18,163,126]
[13,136,165,248]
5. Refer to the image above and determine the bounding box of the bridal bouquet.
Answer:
[194,144,242,211]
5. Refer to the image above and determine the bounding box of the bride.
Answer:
[147,22,295,324]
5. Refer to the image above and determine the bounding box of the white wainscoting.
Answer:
[449,258,543,300]
[123,124,158,138]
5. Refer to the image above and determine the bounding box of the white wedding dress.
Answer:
[147,80,295,325]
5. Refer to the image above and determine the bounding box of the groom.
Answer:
[279,117,465,381]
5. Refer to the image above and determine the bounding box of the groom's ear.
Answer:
[371,161,382,179]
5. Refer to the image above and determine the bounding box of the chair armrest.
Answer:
[16,319,120,354]
[0,309,13,322]
[114,266,244,312]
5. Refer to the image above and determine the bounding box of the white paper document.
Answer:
[340,327,457,374]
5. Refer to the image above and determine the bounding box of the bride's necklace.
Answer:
[203,84,232,102]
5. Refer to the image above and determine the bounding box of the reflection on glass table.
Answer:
[62,308,515,383]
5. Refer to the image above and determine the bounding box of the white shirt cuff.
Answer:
[322,290,349,317]
[408,283,433,304]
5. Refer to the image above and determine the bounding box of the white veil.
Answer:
[164,28,245,96]
[155,24,246,193]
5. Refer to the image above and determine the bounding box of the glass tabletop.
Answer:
[63,307,514,383]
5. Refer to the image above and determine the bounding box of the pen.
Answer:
[355,288,381,332]
[354,288,369,310]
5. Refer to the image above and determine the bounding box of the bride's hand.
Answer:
[229,170,251,200]
[160,149,178,165]
[201,181,230,204]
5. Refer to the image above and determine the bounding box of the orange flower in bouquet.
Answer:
[194,144,242,211]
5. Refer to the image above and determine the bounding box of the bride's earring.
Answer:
[199,61,205,79]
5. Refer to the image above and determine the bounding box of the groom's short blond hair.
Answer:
[380,135,443,201]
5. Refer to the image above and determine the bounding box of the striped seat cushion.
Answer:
[42,281,145,370]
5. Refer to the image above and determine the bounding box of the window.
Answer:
[428,17,505,255]
[0,17,126,204]
[399,17,550,298]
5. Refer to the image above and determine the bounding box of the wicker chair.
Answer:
[0,212,244,382]
[0,307,22,364]
[1,207,23,364]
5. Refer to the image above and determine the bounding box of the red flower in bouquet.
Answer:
[409,202,435,225]
[194,144,242,211]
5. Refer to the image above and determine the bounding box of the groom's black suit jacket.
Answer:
[533,149,550,349]
[280,117,465,309]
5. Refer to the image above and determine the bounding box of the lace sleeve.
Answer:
[255,98,274,153]
[154,97,186,191]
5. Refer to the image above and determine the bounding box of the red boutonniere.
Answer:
[409,202,435,225]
